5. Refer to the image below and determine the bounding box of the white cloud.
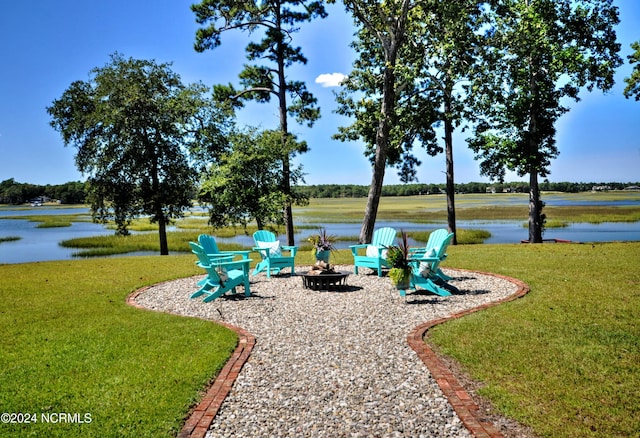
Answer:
[315,72,346,88]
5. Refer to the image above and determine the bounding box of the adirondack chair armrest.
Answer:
[349,243,367,256]
[207,258,252,268]
[206,254,235,263]
[409,256,439,263]
[281,245,298,256]
[409,247,426,256]
[219,250,251,259]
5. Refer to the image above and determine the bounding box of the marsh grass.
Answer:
[295,196,640,224]
[409,229,491,244]
[2,214,91,228]
[61,231,247,257]
[0,236,21,243]
[430,242,640,438]
[0,256,237,437]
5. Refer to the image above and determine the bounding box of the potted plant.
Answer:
[308,227,337,263]
[386,231,412,290]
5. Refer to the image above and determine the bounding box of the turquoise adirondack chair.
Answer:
[198,234,251,265]
[350,227,397,277]
[403,232,456,297]
[409,228,453,282]
[189,242,252,302]
[252,230,297,278]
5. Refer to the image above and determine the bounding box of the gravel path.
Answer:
[134,266,519,437]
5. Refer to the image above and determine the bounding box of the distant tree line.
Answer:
[3,178,638,205]
[296,181,640,198]
[0,179,86,205]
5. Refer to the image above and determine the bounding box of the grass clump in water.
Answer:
[0,236,21,244]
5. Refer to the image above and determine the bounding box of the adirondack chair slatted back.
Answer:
[198,234,220,255]
[189,241,252,302]
[430,232,454,272]
[251,230,296,278]
[371,227,397,246]
[253,230,277,243]
[405,232,455,298]
[189,242,223,283]
[351,227,398,276]
[425,229,449,253]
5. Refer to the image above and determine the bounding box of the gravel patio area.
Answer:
[133,265,526,437]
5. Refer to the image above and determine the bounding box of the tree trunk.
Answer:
[360,153,386,243]
[443,85,457,245]
[528,171,544,243]
[275,8,295,247]
[358,0,410,243]
[158,215,169,255]
[526,57,543,244]
[359,58,396,244]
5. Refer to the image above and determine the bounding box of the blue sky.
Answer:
[1,0,638,187]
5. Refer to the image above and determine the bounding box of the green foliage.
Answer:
[431,242,640,438]
[47,53,222,254]
[0,236,21,244]
[624,40,640,100]
[336,0,436,172]
[386,231,411,270]
[295,182,640,198]
[332,0,421,242]
[467,0,622,241]
[192,0,326,245]
[199,128,308,230]
[0,179,86,205]
[0,256,237,437]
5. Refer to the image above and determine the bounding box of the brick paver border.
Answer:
[407,269,530,438]
[126,287,256,438]
[128,269,529,438]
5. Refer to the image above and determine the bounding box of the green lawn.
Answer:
[0,256,237,437]
[1,232,639,436]
[430,242,640,437]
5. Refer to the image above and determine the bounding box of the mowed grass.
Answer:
[1,241,638,437]
[430,242,640,437]
[0,256,238,437]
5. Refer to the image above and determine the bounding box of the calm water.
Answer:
[1,199,639,264]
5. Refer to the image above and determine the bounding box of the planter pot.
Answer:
[315,249,330,263]
[394,278,411,290]
[390,268,411,294]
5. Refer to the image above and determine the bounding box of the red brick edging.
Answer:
[126,286,256,438]
[128,269,528,438]
[407,269,530,438]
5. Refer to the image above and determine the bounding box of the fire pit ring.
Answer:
[301,271,350,291]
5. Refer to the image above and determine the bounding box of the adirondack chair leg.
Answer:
[191,282,213,299]
[436,269,454,281]
[202,287,226,303]
[243,279,251,297]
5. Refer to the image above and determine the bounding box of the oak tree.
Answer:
[48,53,217,254]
